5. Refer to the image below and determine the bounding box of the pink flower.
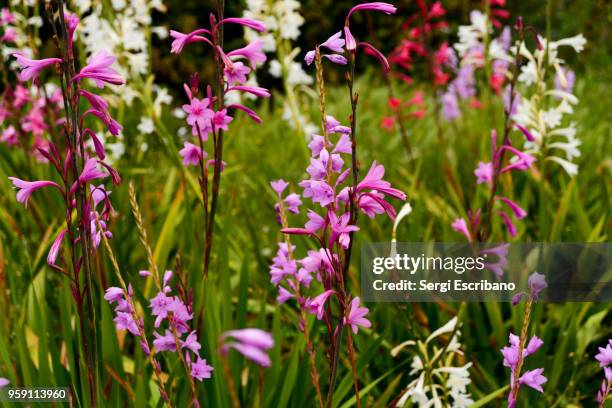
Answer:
[104,287,125,303]
[271,179,289,195]
[212,109,233,131]
[497,196,526,219]
[169,29,212,54]
[183,97,213,136]
[329,212,359,249]
[12,54,62,82]
[114,312,140,336]
[189,356,213,381]
[1,125,18,145]
[356,161,406,200]
[321,31,345,53]
[79,158,108,185]
[83,109,122,135]
[8,177,61,207]
[181,331,202,354]
[596,340,612,369]
[218,18,266,32]
[228,40,267,68]
[73,50,125,88]
[498,211,517,237]
[47,229,67,265]
[527,272,547,298]
[308,290,336,319]
[518,368,547,392]
[344,297,372,334]
[451,217,472,241]
[347,2,397,20]
[224,61,251,85]
[359,42,390,72]
[475,161,493,185]
[221,328,274,367]
[227,85,271,98]
[0,377,8,389]
[153,330,177,352]
[343,27,356,51]
[179,142,205,166]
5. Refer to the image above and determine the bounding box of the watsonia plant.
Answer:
[168,2,271,318]
[7,2,123,405]
[271,3,405,407]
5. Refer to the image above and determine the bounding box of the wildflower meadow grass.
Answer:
[0,0,610,407]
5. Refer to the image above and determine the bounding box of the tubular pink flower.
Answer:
[227,85,271,98]
[308,290,336,319]
[169,29,213,54]
[515,124,535,142]
[227,40,266,68]
[79,89,109,113]
[323,54,348,65]
[498,211,517,237]
[355,161,406,200]
[451,217,472,241]
[0,378,8,389]
[83,109,122,136]
[47,229,68,265]
[79,158,108,185]
[221,328,274,367]
[218,17,266,33]
[305,50,316,65]
[346,2,397,21]
[8,177,62,207]
[497,196,527,219]
[344,297,372,334]
[12,54,62,82]
[358,42,390,72]
[73,50,125,88]
[227,104,262,124]
[321,31,345,53]
[329,212,359,249]
[343,26,356,51]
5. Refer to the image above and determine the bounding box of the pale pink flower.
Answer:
[73,50,125,88]
[344,297,372,334]
[12,54,62,82]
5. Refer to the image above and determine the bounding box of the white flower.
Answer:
[547,156,578,176]
[137,117,155,134]
[553,33,586,53]
[518,60,538,85]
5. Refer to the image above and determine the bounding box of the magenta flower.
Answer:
[79,158,108,185]
[451,218,472,241]
[346,2,397,20]
[527,272,547,298]
[114,312,140,336]
[212,109,233,131]
[501,332,547,407]
[189,356,214,381]
[221,328,274,367]
[497,197,527,219]
[179,142,205,166]
[12,54,62,82]
[8,177,62,207]
[475,161,494,185]
[227,85,271,98]
[596,341,612,367]
[271,179,289,196]
[218,17,266,33]
[170,29,212,54]
[47,229,68,266]
[223,61,251,85]
[343,27,357,51]
[355,161,406,200]
[344,297,372,334]
[182,331,202,354]
[308,290,336,319]
[329,212,359,249]
[153,330,177,352]
[73,50,125,88]
[228,40,267,68]
[183,97,213,137]
[321,32,345,53]
[518,368,547,392]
